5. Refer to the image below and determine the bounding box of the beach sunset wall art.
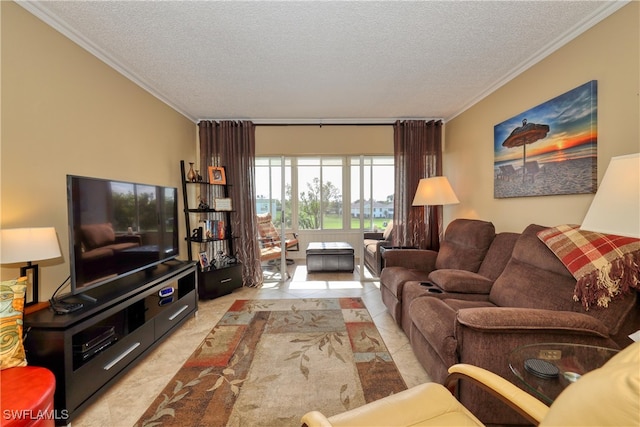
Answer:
[494,80,597,198]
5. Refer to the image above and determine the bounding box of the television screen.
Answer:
[67,175,179,295]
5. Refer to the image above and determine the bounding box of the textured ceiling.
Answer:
[21,1,626,123]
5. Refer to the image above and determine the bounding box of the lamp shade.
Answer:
[581,153,640,238]
[412,176,460,206]
[0,227,62,264]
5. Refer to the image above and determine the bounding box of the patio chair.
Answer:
[256,212,299,263]
[259,244,289,280]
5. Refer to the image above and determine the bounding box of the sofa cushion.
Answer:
[476,232,520,281]
[490,224,578,310]
[0,278,28,370]
[363,239,380,257]
[435,219,495,272]
[382,220,394,240]
[81,222,116,250]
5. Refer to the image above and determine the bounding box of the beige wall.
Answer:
[256,125,393,155]
[444,2,640,232]
[0,2,196,298]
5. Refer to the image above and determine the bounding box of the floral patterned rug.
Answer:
[135,298,407,426]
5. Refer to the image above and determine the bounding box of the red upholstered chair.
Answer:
[0,366,56,427]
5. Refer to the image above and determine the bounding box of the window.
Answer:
[255,156,393,231]
[350,156,394,230]
[255,157,292,227]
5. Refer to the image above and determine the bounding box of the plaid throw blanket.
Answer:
[537,224,640,310]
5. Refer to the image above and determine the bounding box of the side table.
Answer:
[508,342,619,404]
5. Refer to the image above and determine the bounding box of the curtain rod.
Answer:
[255,122,394,127]
[198,119,442,126]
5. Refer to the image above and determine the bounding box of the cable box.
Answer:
[73,326,116,353]
[74,335,118,362]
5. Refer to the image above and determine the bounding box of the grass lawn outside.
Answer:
[315,214,391,230]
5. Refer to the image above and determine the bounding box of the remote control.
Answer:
[51,301,84,315]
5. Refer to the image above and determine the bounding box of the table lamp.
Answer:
[0,227,62,306]
[581,153,640,238]
[412,176,460,248]
[412,176,460,207]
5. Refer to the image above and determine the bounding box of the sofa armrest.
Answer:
[456,307,610,338]
[363,232,384,240]
[382,249,437,271]
[429,269,494,294]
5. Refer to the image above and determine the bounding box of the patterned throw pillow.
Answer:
[0,277,28,369]
[537,224,640,309]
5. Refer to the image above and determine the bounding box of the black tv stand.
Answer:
[24,260,197,425]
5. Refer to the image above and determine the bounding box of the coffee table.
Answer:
[306,241,354,272]
[508,342,619,404]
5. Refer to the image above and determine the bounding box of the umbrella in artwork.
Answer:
[502,118,550,182]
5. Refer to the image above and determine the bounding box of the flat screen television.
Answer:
[67,175,179,296]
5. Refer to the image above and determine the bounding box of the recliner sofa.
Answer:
[380,221,640,425]
[379,218,497,327]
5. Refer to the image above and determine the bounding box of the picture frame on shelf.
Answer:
[214,198,233,211]
[198,251,210,270]
[208,166,226,185]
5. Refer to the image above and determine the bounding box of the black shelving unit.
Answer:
[180,160,243,299]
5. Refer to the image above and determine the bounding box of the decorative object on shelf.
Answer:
[191,228,202,241]
[213,198,232,211]
[196,170,203,182]
[186,162,197,182]
[0,227,62,306]
[215,250,225,266]
[198,197,209,210]
[208,166,226,184]
[198,251,210,271]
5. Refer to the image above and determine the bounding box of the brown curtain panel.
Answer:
[392,120,443,250]
[199,120,262,287]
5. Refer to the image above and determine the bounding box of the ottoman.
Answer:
[306,242,354,272]
[0,366,56,427]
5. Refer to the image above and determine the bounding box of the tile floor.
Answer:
[72,263,430,426]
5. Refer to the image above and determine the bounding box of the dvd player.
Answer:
[74,326,118,362]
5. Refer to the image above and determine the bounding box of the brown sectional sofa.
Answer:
[380,220,640,426]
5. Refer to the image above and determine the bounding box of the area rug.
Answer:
[134,298,406,426]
